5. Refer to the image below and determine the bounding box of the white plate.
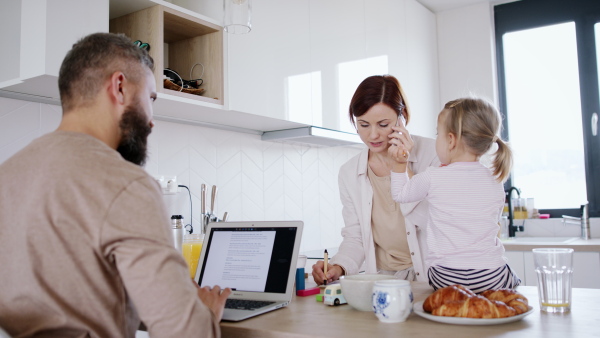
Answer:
[413,300,534,325]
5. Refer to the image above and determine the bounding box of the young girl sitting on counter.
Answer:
[388,97,521,293]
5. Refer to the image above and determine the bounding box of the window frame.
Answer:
[495,0,600,218]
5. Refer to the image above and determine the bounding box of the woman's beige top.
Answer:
[367,165,412,272]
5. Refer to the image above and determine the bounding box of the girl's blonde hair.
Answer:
[443,97,512,182]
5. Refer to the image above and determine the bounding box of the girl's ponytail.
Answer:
[493,138,513,182]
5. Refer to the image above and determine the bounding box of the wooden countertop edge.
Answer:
[221,326,309,338]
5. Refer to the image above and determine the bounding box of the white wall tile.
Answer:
[189,148,217,185]
[0,130,40,164]
[265,173,285,221]
[40,104,62,135]
[6,99,600,257]
[0,98,364,251]
[158,146,190,184]
[0,101,39,148]
[0,97,31,118]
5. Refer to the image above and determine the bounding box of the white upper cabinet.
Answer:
[0,0,438,135]
[0,0,306,132]
[227,0,440,137]
[0,0,108,100]
[226,0,312,124]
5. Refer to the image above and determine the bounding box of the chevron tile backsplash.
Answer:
[0,97,362,252]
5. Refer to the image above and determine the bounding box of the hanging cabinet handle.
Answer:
[592,112,598,136]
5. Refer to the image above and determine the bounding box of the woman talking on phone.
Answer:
[312,75,439,284]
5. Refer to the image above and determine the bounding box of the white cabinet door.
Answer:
[227,0,311,123]
[393,0,440,139]
[227,0,439,136]
[504,251,526,285]
[0,0,108,100]
[572,252,600,289]
[524,251,600,289]
[309,0,368,132]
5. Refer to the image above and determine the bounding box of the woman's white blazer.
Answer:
[330,135,440,282]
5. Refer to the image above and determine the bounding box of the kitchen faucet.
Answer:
[562,203,591,240]
[505,187,524,237]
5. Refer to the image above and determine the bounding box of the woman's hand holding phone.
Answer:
[388,114,412,165]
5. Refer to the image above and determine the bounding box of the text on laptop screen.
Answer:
[198,227,297,293]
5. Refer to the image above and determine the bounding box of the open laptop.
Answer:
[196,220,303,322]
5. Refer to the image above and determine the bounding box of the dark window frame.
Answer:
[495,0,600,218]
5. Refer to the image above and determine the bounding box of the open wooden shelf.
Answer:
[109,4,224,105]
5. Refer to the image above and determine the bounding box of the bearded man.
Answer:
[0,33,229,338]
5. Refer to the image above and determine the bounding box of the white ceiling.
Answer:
[416,0,519,13]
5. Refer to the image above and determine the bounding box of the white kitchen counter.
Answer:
[502,237,600,252]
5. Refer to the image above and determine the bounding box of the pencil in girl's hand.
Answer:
[323,249,328,285]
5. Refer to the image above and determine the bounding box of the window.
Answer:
[495,0,600,217]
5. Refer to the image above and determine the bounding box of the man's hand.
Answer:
[196,283,231,322]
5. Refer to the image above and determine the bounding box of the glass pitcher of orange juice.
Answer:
[182,234,204,279]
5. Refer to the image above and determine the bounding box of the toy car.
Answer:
[323,284,347,306]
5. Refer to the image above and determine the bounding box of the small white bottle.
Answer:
[171,215,184,253]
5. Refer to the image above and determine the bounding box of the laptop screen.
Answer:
[197,226,298,293]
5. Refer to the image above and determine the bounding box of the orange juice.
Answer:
[513,206,528,219]
[182,234,203,279]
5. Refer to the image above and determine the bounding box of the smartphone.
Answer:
[397,114,406,128]
[395,114,408,158]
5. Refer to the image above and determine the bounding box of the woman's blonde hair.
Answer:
[443,97,512,182]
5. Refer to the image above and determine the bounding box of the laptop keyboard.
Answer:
[225,299,275,310]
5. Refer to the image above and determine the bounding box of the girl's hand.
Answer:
[388,124,413,163]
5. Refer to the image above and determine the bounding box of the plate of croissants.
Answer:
[413,285,534,325]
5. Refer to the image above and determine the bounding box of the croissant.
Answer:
[423,285,475,313]
[480,289,529,315]
[431,295,517,318]
[453,284,476,297]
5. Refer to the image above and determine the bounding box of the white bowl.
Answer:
[339,274,398,311]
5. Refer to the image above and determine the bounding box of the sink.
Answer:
[501,237,579,244]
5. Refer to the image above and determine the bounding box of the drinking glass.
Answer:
[499,215,509,239]
[512,197,528,219]
[533,248,573,313]
[182,234,204,279]
[296,254,307,269]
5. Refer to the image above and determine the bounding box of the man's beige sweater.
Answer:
[0,131,219,338]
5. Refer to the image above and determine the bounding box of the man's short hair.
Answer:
[58,32,154,112]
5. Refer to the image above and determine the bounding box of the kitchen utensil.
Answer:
[210,185,218,215]
[201,184,206,215]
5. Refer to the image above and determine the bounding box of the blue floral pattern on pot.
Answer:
[373,291,390,318]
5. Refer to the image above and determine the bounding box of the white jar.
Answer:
[372,280,413,323]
